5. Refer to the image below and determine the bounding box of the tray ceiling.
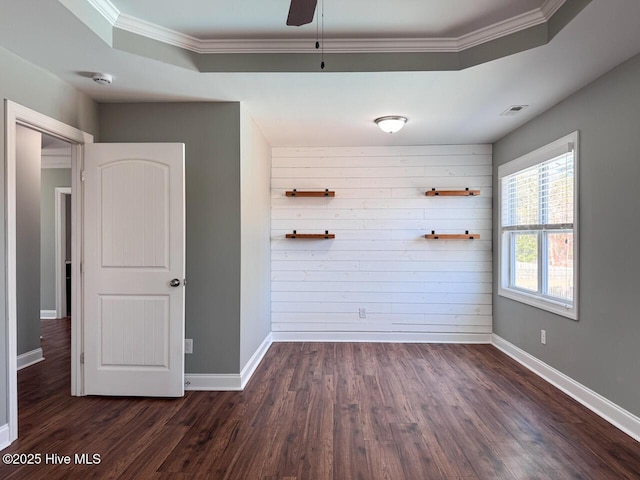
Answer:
[108,0,550,40]
[83,0,570,55]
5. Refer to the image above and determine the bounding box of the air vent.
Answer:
[501,105,528,116]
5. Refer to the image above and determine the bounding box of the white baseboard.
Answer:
[271,332,491,343]
[17,348,44,370]
[0,424,10,451]
[184,373,242,391]
[40,310,57,319]
[240,333,273,389]
[492,334,640,443]
[185,333,273,391]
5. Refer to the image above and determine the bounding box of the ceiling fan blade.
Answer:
[286,0,318,26]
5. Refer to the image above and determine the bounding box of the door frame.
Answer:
[55,187,72,319]
[5,100,93,443]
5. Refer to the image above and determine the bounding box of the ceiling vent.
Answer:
[501,105,528,116]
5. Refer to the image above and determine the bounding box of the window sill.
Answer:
[498,287,578,321]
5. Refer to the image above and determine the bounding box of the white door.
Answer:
[84,143,185,397]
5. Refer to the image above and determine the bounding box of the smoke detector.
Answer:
[92,73,113,86]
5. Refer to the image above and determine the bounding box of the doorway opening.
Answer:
[5,100,93,445]
[14,129,73,373]
[40,133,74,321]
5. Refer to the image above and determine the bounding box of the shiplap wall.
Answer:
[271,145,492,342]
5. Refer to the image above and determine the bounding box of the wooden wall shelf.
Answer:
[425,188,480,197]
[425,231,480,240]
[286,230,335,239]
[286,189,335,197]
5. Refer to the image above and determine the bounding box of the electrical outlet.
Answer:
[185,338,193,354]
[541,330,546,345]
[358,308,367,319]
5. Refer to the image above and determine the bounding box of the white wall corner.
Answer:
[492,334,640,443]
[184,334,273,392]
[17,348,44,371]
[0,424,11,451]
[240,333,273,389]
[40,310,57,320]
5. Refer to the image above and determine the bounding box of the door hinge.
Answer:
[80,352,85,364]
[80,262,83,274]
[81,170,86,182]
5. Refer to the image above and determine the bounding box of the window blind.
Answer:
[501,148,574,230]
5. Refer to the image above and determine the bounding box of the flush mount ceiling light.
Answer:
[92,73,113,86]
[375,116,407,134]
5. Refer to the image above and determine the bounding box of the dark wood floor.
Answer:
[2,318,639,479]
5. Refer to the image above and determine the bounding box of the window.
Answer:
[498,132,578,320]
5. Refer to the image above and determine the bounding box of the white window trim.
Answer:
[498,131,579,320]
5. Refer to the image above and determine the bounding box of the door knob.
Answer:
[169,278,181,287]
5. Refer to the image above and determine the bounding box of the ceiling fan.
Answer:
[286,0,318,26]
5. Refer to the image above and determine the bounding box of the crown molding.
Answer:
[457,0,566,50]
[193,37,461,54]
[115,13,461,53]
[92,0,568,54]
[541,0,568,17]
[115,13,199,51]
[457,7,546,50]
[86,0,120,25]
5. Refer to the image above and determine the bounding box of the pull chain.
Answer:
[320,0,325,69]
[315,3,319,50]
[314,0,325,69]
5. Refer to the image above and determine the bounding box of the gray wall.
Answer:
[0,45,99,427]
[40,169,71,311]
[16,126,41,356]
[493,52,640,417]
[239,107,271,369]
[98,103,243,374]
